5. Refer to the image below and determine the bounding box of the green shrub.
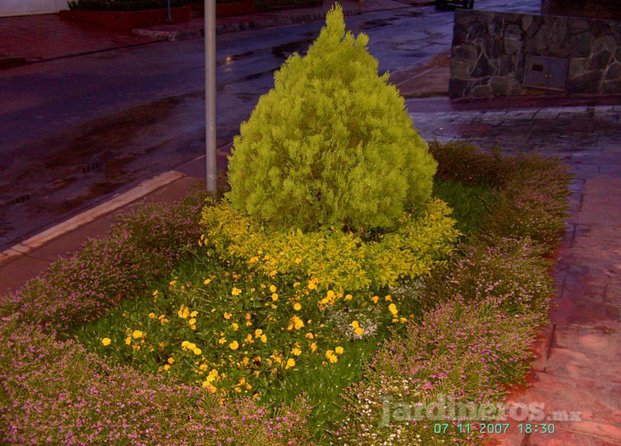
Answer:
[201,198,460,293]
[424,237,553,324]
[0,315,315,446]
[430,141,571,251]
[226,4,437,233]
[429,141,507,188]
[336,297,538,445]
[481,154,572,251]
[2,192,205,334]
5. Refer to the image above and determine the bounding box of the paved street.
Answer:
[0,0,539,250]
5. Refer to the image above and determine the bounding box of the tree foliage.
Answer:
[226,4,437,233]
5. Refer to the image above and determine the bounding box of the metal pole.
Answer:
[205,0,217,197]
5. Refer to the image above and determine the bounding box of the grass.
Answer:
[433,178,497,236]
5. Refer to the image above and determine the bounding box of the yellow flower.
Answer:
[269,284,277,293]
[335,346,344,355]
[193,347,202,356]
[305,332,314,340]
[288,315,305,331]
[231,287,242,296]
[293,282,300,288]
[167,357,175,365]
[132,330,144,339]
[293,302,302,311]
[163,364,170,371]
[269,270,278,278]
[294,257,302,264]
[231,323,239,331]
[190,310,198,318]
[178,305,190,319]
[271,293,279,301]
[310,342,318,352]
[218,337,227,345]
[152,290,159,297]
[254,329,263,337]
[400,317,408,323]
[385,295,393,302]
[372,295,380,304]
[260,334,267,343]
[148,312,156,319]
[351,320,360,329]
[199,363,208,371]
[325,350,338,363]
[285,358,296,369]
[202,382,217,393]
[307,279,318,290]
[206,369,220,382]
[354,327,364,336]
[189,318,197,326]
[229,341,239,350]
[388,303,398,316]
[249,256,259,264]
[291,347,302,356]
[101,337,111,346]
[223,312,232,320]
[169,280,177,288]
[344,294,353,301]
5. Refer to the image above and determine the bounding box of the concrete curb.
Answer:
[0,170,185,266]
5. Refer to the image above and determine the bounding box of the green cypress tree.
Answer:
[226,3,437,233]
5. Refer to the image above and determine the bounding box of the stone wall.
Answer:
[449,10,621,99]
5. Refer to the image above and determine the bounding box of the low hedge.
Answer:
[201,198,460,294]
[2,191,206,334]
[0,315,315,445]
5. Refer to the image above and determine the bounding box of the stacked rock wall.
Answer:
[449,10,621,99]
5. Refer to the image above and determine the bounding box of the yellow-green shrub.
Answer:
[226,4,437,233]
[201,198,460,294]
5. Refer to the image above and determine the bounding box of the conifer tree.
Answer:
[227,3,437,232]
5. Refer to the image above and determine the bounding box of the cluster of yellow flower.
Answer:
[181,340,202,356]
[325,346,344,364]
[178,304,199,330]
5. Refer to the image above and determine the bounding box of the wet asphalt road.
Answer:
[0,0,540,250]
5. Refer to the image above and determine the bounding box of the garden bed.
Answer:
[0,143,571,444]
[0,6,572,445]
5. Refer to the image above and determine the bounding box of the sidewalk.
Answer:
[0,0,413,67]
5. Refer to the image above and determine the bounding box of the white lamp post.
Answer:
[205,0,217,197]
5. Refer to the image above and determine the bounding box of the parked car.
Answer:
[435,0,474,9]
